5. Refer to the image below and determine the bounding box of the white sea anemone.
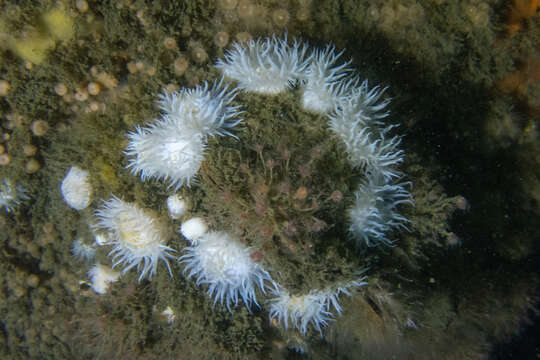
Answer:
[94,232,109,246]
[269,280,367,336]
[336,80,391,127]
[157,79,243,138]
[160,306,176,324]
[180,217,208,243]
[166,194,187,219]
[95,196,176,281]
[348,172,413,247]
[72,238,95,261]
[0,179,27,212]
[179,231,277,311]
[327,77,402,180]
[88,263,121,294]
[126,80,243,190]
[270,289,332,336]
[216,34,309,94]
[60,166,91,210]
[300,45,358,114]
[328,106,403,180]
[125,118,206,190]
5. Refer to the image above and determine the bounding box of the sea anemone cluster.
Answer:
[125,79,243,189]
[217,35,412,248]
[112,34,411,336]
[197,35,409,334]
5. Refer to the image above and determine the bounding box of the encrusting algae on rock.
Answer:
[0,1,538,359]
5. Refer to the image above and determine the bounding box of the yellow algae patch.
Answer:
[10,34,56,64]
[99,163,120,187]
[94,157,121,187]
[42,9,74,41]
[6,9,74,64]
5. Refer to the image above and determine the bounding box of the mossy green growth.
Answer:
[199,90,365,294]
[0,0,538,358]
[405,164,462,246]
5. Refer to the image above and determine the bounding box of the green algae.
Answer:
[201,90,363,294]
[0,0,539,359]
